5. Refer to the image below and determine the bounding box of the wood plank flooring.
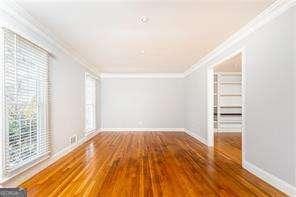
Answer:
[21,132,285,196]
[214,132,242,165]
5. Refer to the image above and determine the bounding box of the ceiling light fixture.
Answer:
[140,16,149,24]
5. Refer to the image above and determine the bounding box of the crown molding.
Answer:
[100,73,185,79]
[0,0,99,75]
[1,0,294,77]
[184,0,296,77]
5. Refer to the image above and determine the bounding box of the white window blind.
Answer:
[2,28,49,174]
[85,73,96,132]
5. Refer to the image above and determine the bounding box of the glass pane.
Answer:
[4,29,48,172]
[85,74,96,131]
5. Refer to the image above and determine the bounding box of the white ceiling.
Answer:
[16,0,273,73]
[214,53,242,72]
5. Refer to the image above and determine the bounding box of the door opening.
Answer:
[207,51,245,165]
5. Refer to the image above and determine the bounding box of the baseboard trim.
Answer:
[184,129,208,146]
[1,129,102,187]
[243,161,296,196]
[101,128,185,132]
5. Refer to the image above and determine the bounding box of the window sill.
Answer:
[85,128,97,133]
[0,153,50,184]
[84,129,97,136]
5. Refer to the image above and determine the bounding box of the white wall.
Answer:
[50,54,100,153]
[101,77,184,129]
[184,6,296,190]
[0,7,100,186]
[244,8,295,186]
[184,67,208,140]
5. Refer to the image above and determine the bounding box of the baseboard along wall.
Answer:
[1,130,102,188]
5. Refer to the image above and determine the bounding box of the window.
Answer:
[85,73,96,132]
[1,28,49,176]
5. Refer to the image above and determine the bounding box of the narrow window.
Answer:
[85,73,96,132]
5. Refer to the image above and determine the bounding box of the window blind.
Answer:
[85,73,96,132]
[2,28,50,174]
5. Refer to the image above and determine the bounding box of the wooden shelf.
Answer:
[219,120,242,123]
[220,113,242,116]
[214,72,242,131]
[220,106,242,108]
[221,82,241,85]
[220,72,242,76]
[220,94,241,96]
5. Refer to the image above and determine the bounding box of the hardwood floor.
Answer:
[214,132,242,165]
[21,132,285,196]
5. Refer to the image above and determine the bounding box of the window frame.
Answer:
[0,26,5,181]
[0,28,50,181]
[84,72,97,133]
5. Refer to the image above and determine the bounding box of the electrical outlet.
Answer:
[70,135,77,144]
[138,121,143,126]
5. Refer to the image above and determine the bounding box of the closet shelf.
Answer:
[220,106,242,108]
[220,113,242,116]
[214,72,242,131]
[220,73,242,76]
[221,82,242,85]
[220,94,241,96]
[219,120,242,123]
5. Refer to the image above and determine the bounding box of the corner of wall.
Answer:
[184,129,208,146]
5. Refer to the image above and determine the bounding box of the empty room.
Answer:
[0,0,295,196]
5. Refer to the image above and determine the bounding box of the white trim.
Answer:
[0,154,50,184]
[0,0,99,75]
[100,73,185,79]
[0,0,291,77]
[206,49,246,159]
[207,68,214,147]
[184,0,296,77]
[241,50,247,165]
[0,129,102,187]
[0,0,294,77]
[85,72,97,132]
[0,27,4,180]
[86,72,100,81]
[184,129,208,146]
[101,128,185,132]
[243,161,296,196]
[209,48,245,70]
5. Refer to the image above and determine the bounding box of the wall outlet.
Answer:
[70,135,77,144]
[138,121,143,126]
[81,133,85,138]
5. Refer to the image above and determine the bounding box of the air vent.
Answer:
[70,135,77,144]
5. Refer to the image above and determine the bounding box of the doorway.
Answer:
[207,51,244,165]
